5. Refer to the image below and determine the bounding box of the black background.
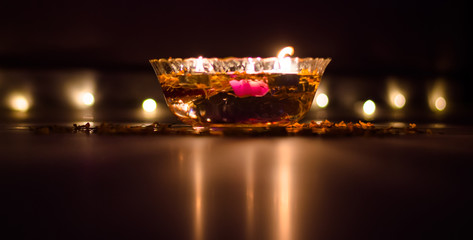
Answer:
[1,0,470,74]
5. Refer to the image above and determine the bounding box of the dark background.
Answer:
[0,0,471,123]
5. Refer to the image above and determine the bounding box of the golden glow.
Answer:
[363,100,376,115]
[64,71,96,109]
[427,78,447,112]
[245,145,255,240]
[142,98,157,112]
[276,141,292,240]
[387,78,407,110]
[81,92,95,106]
[8,94,30,112]
[393,93,406,109]
[247,57,255,73]
[315,93,329,108]
[193,145,203,240]
[434,97,446,111]
[277,46,294,58]
[277,46,295,73]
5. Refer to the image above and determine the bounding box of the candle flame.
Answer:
[247,57,255,73]
[275,46,295,72]
[277,46,294,59]
[195,56,204,72]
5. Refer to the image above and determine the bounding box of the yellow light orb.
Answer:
[81,92,95,106]
[315,93,329,108]
[434,97,446,111]
[142,98,157,112]
[363,100,376,115]
[9,94,30,112]
[393,93,406,109]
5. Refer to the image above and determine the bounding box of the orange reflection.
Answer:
[275,141,292,240]
[245,145,255,239]
[192,145,204,240]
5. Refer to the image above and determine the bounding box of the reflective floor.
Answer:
[1,126,472,239]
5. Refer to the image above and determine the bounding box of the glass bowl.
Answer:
[150,57,331,127]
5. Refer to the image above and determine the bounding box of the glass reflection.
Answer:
[181,139,298,240]
[192,144,204,240]
[245,144,255,240]
[275,141,293,240]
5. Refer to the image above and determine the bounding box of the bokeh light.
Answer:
[363,100,376,115]
[393,93,406,109]
[427,78,447,113]
[315,93,329,108]
[434,97,446,111]
[8,93,30,112]
[64,71,96,109]
[81,92,95,106]
[142,98,157,112]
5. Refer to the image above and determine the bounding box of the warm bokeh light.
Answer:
[9,94,30,112]
[387,78,408,110]
[64,71,97,109]
[315,93,329,108]
[435,97,446,111]
[142,98,157,112]
[81,92,95,106]
[363,100,376,115]
[393,93,406,109]
[427,78,447,113]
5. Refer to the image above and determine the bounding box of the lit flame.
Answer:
[277,46,294,58]
[195,56,204,72]
[276,46,294,72]
[247,57,255,73]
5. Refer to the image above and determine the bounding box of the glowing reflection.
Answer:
[245,145,255,239]
[8,93,30,112]
[315,93,329,108]
[392,93,406,109]
[142,98,157,112]
[363,100,376,115]
[275,141,292,240]
[435,97,446,111]
[192,145,204,240]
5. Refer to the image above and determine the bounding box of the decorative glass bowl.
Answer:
[150,57,331,127]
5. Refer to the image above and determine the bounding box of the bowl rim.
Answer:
[149,57,332,62]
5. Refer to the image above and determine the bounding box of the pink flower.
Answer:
[229,79,269,97]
